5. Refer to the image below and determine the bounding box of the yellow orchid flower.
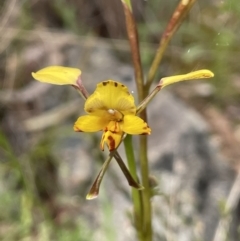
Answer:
[74,80,151,151]
[32,66,81,86]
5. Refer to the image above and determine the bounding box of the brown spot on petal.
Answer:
[74,126,82,132]
[143,126,150,130]
[107,135,115,151]
[141,133,149,135]
[141,126,151,135]
[103,81,109,86]
[114,82,118,87]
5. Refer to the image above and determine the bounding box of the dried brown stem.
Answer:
[146,0,197,90]
[122,2,144,102]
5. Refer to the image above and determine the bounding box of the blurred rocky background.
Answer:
[1,0,240,241]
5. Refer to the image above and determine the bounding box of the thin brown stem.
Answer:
[145,0,197,90]
[114,151,144,190]
[122,1,144,102]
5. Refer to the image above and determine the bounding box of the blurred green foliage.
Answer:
[0,129,94,240]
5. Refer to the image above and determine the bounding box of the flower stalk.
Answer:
[124,135,143,239]
[145,0,197,91]
[121,0,152,240]
[31,0,215,239]
[121,0,144,102]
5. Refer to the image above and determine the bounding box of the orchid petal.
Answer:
[74,115,108,132]
[85,80,136,116]
[100,130,123,151]
[122,115,151,135]
[32,66,81,86]
[160,69,214,88]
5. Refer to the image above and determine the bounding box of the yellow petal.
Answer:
[32,66,81,85]
[121,115,151,135]
[105,120,121,132]
[100,130,123,151]
[160,69,214,88]
[73,115,108,132]
[84,80,136,116]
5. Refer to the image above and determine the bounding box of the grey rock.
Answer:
[148,91,234,241]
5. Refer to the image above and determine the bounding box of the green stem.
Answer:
[121,1,153,239]
[124,135,143,240]
[123,135,138,181]
[120,1,198,240]
[139,110,152,241]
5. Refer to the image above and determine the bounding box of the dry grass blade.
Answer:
[0,0,17,32]
[0,0,19,53]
